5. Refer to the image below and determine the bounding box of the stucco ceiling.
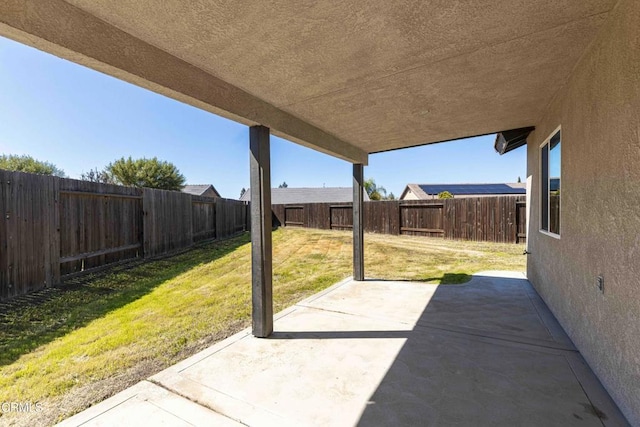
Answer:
[0,0,617,163]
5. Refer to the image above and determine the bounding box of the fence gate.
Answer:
[515,200,527,243]
[284,206,304,226]
[399,203,445,237]
[330,205,353,229]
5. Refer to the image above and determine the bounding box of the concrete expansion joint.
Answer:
[523,288,576,348]
[294,303,406,324]
[412,322,579,353]
[295,303,577,354]
[145,379,249,426]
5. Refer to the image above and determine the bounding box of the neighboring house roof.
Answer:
[182,184,221,198]
[239,187,370,204]
[401,184,430,200]
[401,183,526,199]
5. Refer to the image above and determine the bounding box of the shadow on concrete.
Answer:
[56,272,630,427]
[353,274,627,426]
[364,273,472,285]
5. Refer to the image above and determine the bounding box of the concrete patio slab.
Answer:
[58,272,629,426]
[56,380,243,427]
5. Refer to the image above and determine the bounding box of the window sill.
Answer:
[539,229,561,239]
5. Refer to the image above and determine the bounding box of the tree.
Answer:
[387,192,396,201]
[80,167,115,184]
[363,178,387,201]
[437,191,454,199]
[240,187,246,198]
[517,176,522,183]
[0,154,65,177]
[278,181,288,188]
[106,157,186,190]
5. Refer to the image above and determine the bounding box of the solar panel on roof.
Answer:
[418,184,525,195]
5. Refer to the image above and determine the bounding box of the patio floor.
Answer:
[57,271,629,426]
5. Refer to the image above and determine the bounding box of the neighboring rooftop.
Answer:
[401,183,526,200]
[182,184,221,198]
[240,187,370,204]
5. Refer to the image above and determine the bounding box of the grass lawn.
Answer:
[0,228,525,425]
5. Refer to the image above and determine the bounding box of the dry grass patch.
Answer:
[0,228,525,425]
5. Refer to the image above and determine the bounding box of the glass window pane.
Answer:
[549,132,561,234]
[549,133,561,177]
[541,144,549,231]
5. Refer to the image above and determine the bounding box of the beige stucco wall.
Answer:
[401,190,420,200]
[526,0,640,424]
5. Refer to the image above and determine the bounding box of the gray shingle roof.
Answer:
[182,184,221,197]
[239,187,370,204]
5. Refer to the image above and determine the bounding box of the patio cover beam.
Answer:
[353,164,365,281]
[0,0,368,166]
[250,126,273,338]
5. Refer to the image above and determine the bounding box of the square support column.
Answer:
[250,125,273,337]
[353,164,365,281]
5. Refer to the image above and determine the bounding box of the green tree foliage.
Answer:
[80,167,116,184]
[437,191,454,199]
[106,157,186,190]
[278,181,288,188]
[240,187,246,198]
[0,154,66,177]
[364,178,387,201]
[364,178,397,200]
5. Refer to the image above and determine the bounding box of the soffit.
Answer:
[55,1,617,153]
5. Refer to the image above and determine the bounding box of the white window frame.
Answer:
[539,125,561,239]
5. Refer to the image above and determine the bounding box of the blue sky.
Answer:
[0,36,526,199]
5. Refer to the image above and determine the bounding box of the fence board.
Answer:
[364,201,397,234]
[192,196,217,242]
[330,204,352,230]
[273,196,526,244]
[215,198,248,239]
[0,171,59,299]
[1,169,524,301]
[143,188,193,257]
[516,201,527,243]
[284,206,304,226]
[1,172,250,301]
[59,179,142,274]
[400,202,444,237]
[0,171,7,298]
[309,203,331,229]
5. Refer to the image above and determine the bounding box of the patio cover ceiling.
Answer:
[0,0,617,164]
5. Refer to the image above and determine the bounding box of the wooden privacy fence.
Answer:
[272,196,527,243]
[0,170,248,300]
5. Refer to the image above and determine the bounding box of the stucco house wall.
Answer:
[526,0,640,424]
[401,189,420,200]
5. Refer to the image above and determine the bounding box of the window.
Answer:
[540,128,561,236]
